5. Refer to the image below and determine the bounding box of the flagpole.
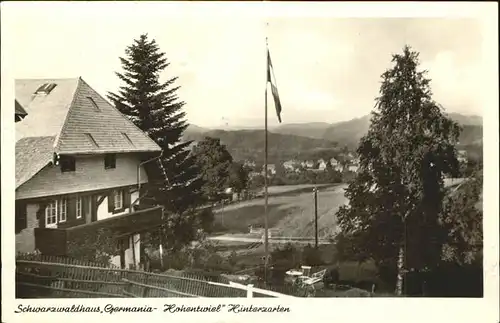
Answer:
[264,36,270,283]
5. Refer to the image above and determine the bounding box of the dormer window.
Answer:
[87,97,100,111]
[122,132,134,146]
[35,83,57,95]
[85,133,99,148]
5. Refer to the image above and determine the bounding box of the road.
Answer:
[207,235,331,245]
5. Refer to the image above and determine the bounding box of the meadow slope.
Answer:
[214,184,348,238]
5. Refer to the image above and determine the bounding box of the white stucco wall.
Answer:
[97,191,140,221]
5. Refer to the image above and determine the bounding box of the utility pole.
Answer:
[313,187,318,248]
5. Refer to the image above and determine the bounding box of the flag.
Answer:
[267,49,282,123]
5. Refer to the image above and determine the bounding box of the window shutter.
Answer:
[15,202,27,233]
[81,196,86,219]
[124,188,131,209]
[68,196,76,221]
[108,192,115,213]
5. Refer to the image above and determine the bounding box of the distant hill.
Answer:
[184,124,210,136]
[184,112,482,161]
[183,129,339,163]
[271,122,331,139]
[322,115,372,149]
[446,113,482,126]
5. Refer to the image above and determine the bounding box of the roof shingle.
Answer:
[15,77,161,189]
[16,136,55,189]
[15,77,161,154]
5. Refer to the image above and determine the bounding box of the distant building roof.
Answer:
[15,77,161,155]
[15,99,28,118]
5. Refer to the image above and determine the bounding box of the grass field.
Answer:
[214,184,348,238]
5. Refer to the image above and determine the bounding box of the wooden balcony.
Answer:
[34,206,164,256]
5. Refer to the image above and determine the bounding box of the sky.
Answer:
[3,3,487,129]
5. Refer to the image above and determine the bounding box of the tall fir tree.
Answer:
[108,34,206,250]
[335,46,462,295]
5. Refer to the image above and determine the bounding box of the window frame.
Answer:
[113,190,124,211]
[60,156,76,172]
[76,196,83,219]
[45,200,58,227]
[58,198,67,222]
[104,154,116,170]
[45,198,69,227]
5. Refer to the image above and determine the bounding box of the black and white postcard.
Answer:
[1,2,498,323]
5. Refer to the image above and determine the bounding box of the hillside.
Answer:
[184,112,482,160]
[322,115,372,149]
[182,129,339,163]
[271,122,331,139]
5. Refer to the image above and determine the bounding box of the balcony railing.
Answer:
[35,206,164,256]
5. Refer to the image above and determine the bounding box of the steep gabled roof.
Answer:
[15,77,161,190]
[15,77,161,154]
[16,79,79,140]
[16,136,55,189]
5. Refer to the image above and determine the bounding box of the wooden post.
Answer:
[159,243,164,271]
[246,284,254,298]
[313,187,318,248]
[142,276,150,297]
[131,235,136,269]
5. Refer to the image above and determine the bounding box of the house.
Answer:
[348,164,359,173]
[243,160,256,169]
[329,157,342,172]
[262,164,276,176]
[249,171,261,179]
[15,78,163,269]
[457,150,468,163]
[318,159,327,171]
[283,159,299,172]
[302,160,314,169]
[347,157,360,173]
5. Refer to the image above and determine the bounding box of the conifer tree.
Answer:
[108,34,206,250]
[335,46,461,295]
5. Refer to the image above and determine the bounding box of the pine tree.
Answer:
[335,46,461,295]
[108,34,205,250]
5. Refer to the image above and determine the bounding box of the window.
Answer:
[45,198,68,226]
[104,154,116,169]
[114,190,123,210]
[45,200,58,227]
[59,198,67,222]
[87,97,100,111]
[60,156,75,172]
[85,133,99,148]
[35,83,57,95]
[76,197,83,219]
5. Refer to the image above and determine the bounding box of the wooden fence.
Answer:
[15,254,294,298]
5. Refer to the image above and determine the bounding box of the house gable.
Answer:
[15,77,161,155]
[56,79,160,155]
[15,78,80,142]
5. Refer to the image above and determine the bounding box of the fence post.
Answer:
[246,284,254,298]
